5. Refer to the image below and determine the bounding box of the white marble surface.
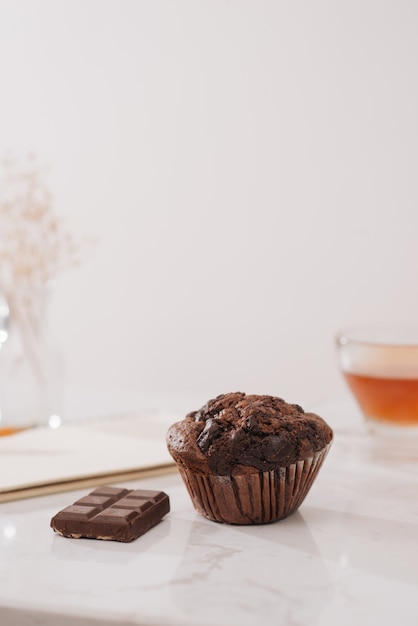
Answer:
[1,399,418,626]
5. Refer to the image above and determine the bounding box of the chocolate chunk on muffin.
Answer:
[167,392,333,525]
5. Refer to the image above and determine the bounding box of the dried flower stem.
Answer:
[0,154,83,389]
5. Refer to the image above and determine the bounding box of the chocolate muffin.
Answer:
[166,392,333,525]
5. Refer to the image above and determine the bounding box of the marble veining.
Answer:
[1,401,418,625]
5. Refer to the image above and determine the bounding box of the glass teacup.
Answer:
[336,325,418,434]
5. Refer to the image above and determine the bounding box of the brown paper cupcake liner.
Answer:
[177,441,332,525]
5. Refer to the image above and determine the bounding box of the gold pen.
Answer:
[0,425,34,437]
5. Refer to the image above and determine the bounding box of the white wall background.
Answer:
[1,0,417,417]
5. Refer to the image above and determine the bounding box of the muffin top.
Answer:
[166,392,333,475]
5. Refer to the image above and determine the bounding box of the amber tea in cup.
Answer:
[336,326,418,433]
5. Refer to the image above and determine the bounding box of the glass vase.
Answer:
[0,288,64,434]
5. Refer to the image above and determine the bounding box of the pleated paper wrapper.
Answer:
[177,441,332,525]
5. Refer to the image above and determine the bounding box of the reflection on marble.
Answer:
[1,401,418,625]
[0,519,17,542]
[169,512,333,626]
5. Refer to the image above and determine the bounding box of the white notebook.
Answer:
[0,412,176,502]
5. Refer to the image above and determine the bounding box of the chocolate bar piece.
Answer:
[50,486,170,542]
